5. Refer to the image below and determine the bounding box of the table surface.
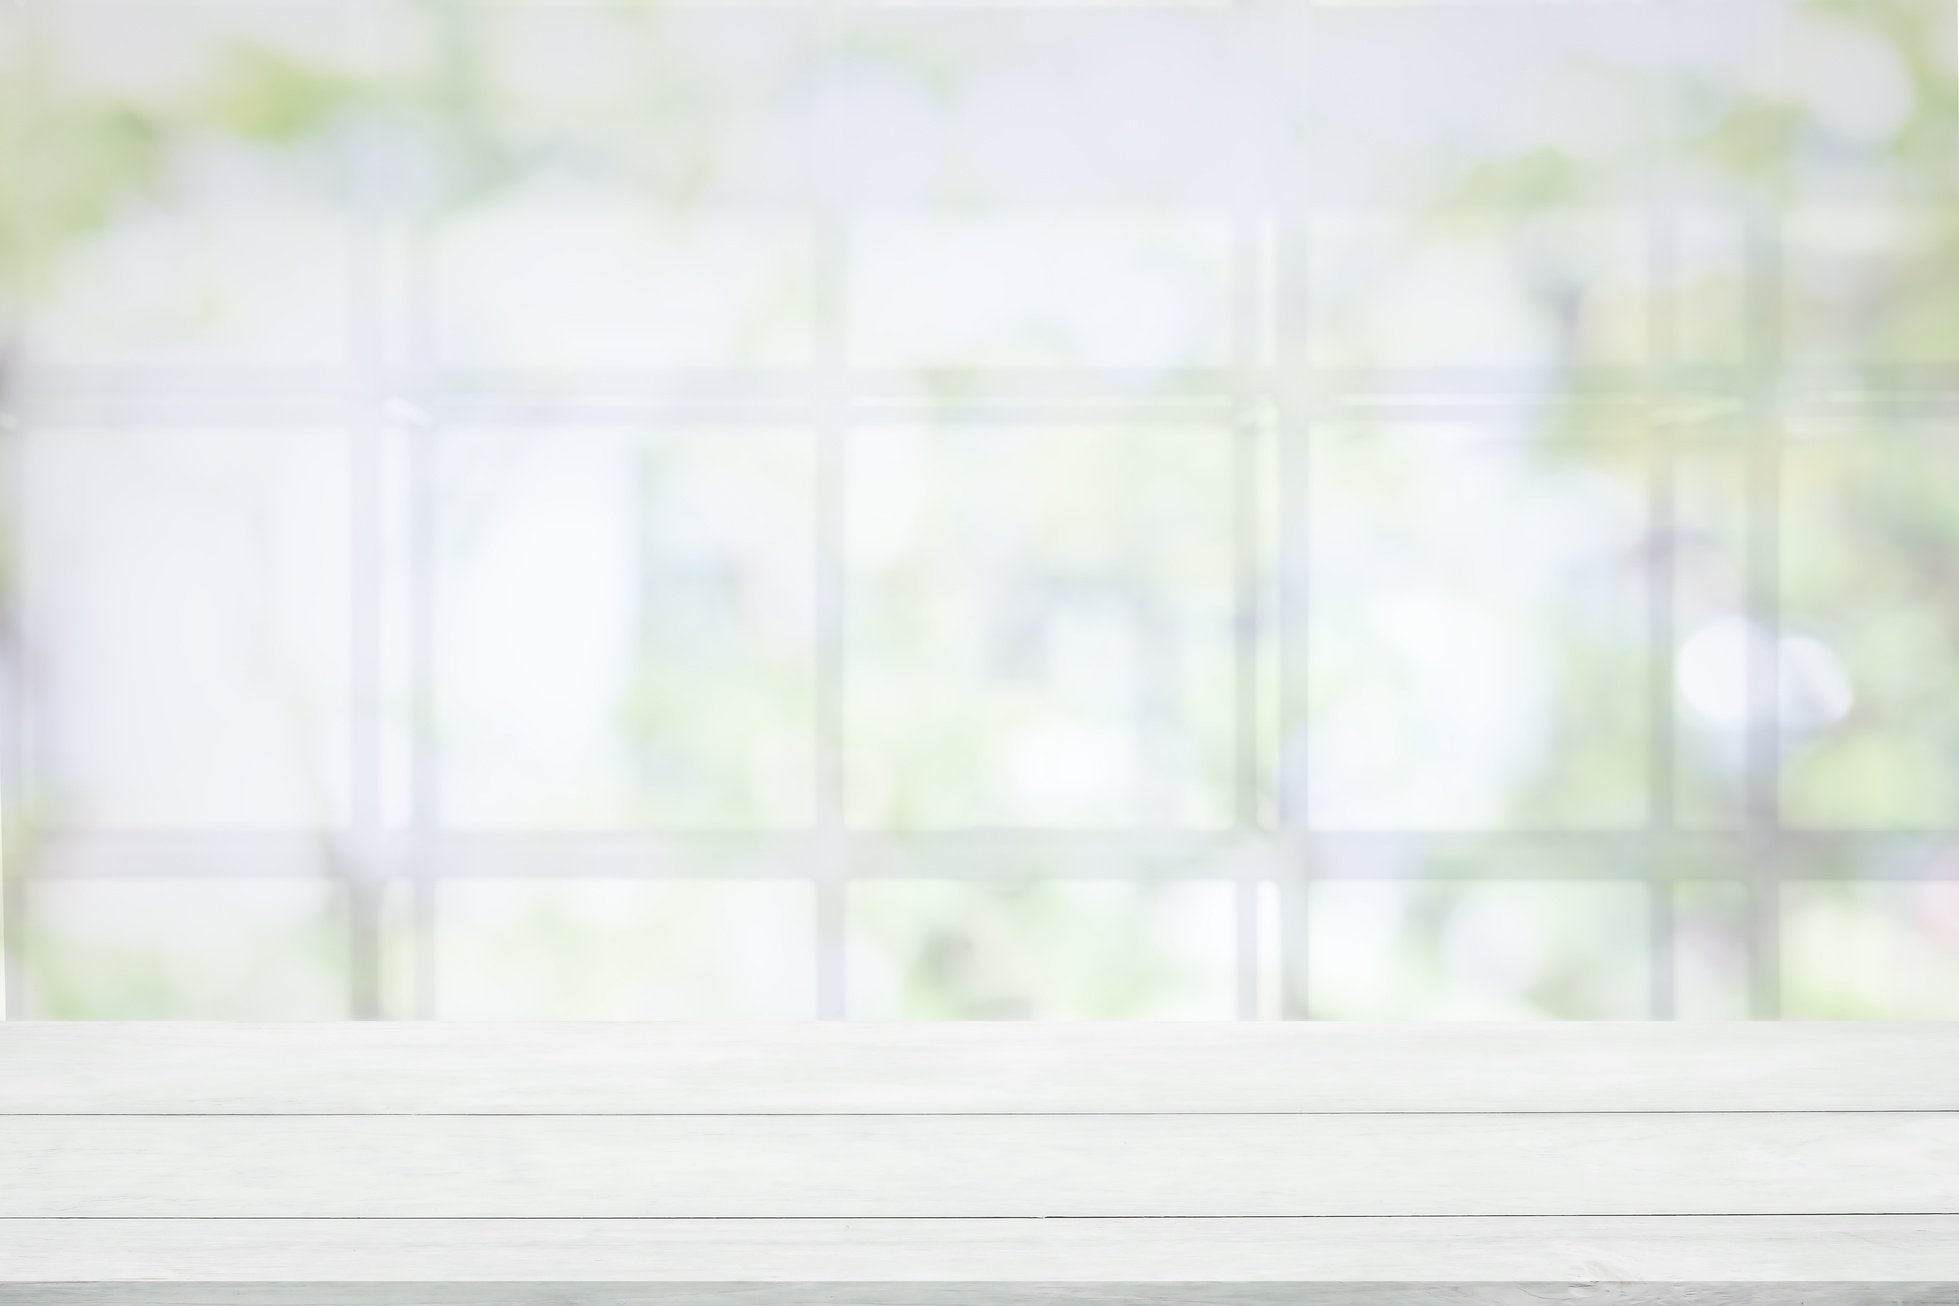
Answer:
[0,1022,1955,1306]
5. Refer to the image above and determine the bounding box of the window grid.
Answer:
[346,0,386,1024]
[3,0,1957,1021]
[812,211,849,1022]
[9,345,1958,1018]
[405,405,438,1021]
[1228,213,1265,1021]
[1,0,30,1020]
[1646,203,1678,1021]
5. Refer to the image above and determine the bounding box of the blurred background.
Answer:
[1,0,1956,1021]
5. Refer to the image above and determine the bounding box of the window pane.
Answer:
[1307,878,1649,1020]
[1672,877,1752,1020]
[0,5,19,354]
[1296,419,1650,829]
[1299,212,1649,379]
[1654,1,1956,206]
[1779,430,1959,829]
[1783,876,1959,1019]
[431,197,815,372]
[1784,209,1959,373]
[1671,439,1758,828]
[393,6,825,210]
[25,878,349,1019]
[26,4,355,370]
[848,878,1236,1019]
[846,423,1235,828]
[1295,4,1655,209]
[816,9,1242,209]
[435,425,817,829]
[1667,213,1751,371]
[24,425,351,830]
[848,211,1233,377]
[424,878,815,1020]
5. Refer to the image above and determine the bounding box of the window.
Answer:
[3,0,1956,1019]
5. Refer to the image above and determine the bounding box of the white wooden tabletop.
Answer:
[1,1023,1955,1305]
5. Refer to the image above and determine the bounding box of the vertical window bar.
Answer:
[1647,205,1679,1020]
[404,400,439,1021]
[0,0,34,1021]
[1281,851,1312,1021]
[0,410,21,1023]
[1271,0,1314,1010]
[345,0,386,1021]
[1743,206,1784,1019]
[813,211,848,1021]
[1276,219,1313,1022]
[1255,879,1283,1020]
[394,147,442,1020]
[1230,214,1262,1020]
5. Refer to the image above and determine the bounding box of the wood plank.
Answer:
[5,1285,1958,1306]
[4,1216,1959,1283]
[2,1023,1955,1115]
[5,1112,1954,1218]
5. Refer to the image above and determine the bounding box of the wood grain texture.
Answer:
[4,1025,1953,1296]
[3,1285,1958,1306]
[2,1023,1954,1114]
[4,1217,1959,1282]
[5,1112,1956,1218]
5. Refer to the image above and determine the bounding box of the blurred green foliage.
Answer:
[3,0,1958,1019]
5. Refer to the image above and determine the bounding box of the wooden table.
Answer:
[0,1023,1954,1304]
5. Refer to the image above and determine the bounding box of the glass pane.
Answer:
[1296,419,1650,829]
[392,6,825,210]
[848,878,1236,1019]
[1668,213,1751,370]
[426,878,815,1019]
[430,198,815,372]
[25,4,356,369]
[435,425,817,829]
[1299,211,1649,379]
[1779,430,1959,829]
[23,425,351,830]
[1784,209,1959,373]
[847,210,1233,376]
[1672,877,1752,1020]
[1307,878,1650,1019]
[846,422,1235,829]
[817,9,1241,209]
[1294,3,1656,209]
[26,878,349,1018]
[0,6,19,353]
[1782,876,1959,1019]
[1671,440,1757,828]
[1654,0,1956,206]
